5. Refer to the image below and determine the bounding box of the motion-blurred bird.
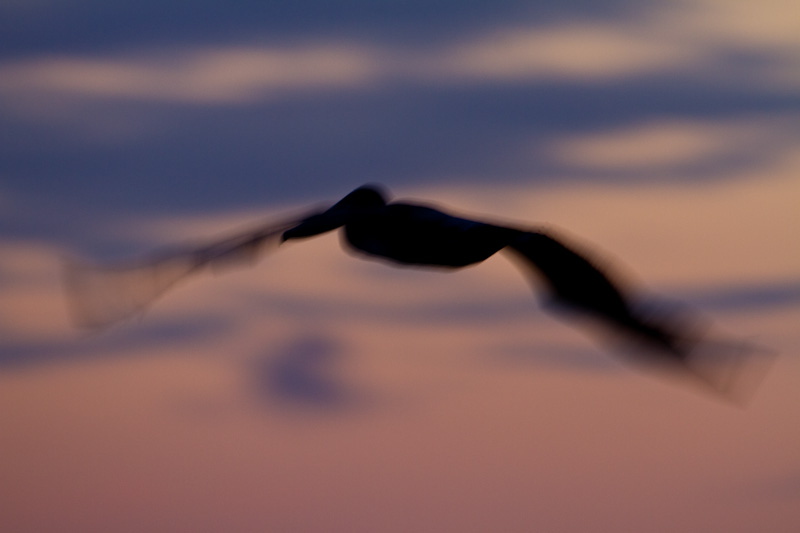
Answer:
[64,185,769,401]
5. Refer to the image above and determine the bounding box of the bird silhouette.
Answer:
[63,184,770,401]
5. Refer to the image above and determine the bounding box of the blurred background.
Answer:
[1,1,798,531]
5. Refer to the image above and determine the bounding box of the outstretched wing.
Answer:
[507,231,686,350]
[63,212,319,330]
[507,230,774,402]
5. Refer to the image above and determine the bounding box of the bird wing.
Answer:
[63,211,320,330]
[506,231,776,403]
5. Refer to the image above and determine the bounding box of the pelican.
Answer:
[64,185,769,400]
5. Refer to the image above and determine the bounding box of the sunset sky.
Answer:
[1,1,799,531]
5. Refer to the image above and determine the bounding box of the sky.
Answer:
[1,0,799,531]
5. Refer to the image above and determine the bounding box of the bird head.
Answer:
[281,185,389,241]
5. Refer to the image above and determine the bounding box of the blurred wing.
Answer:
[63,212,318,330]
[507,231,774,403]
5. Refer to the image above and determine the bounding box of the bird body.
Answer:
[342,204,520,268]
[283,187,653,346]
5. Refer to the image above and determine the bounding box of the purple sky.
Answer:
[1,1,799,531]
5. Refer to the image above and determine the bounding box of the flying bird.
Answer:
[63,185,769,400]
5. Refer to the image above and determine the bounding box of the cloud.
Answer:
[540,115,800,172]
[669,0,800,50]
[682,281,800,314]
[1,1,797,106]
[1,1,797,220]
[434,25,700,82]
[249,334,366,410]
[0,45,379,104]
